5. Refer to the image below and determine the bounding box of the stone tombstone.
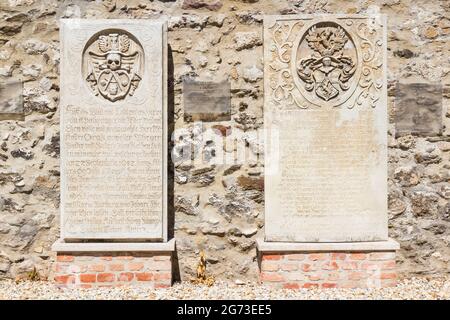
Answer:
[183,79,231,121]
[264,15,388,242]
[0,79,23,121]
[60,19,167,241]
[395,82,443,137]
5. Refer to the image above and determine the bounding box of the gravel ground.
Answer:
[0,277,449,300]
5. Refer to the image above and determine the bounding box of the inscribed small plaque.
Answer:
[395,82,443,137]
[184,79,231,121]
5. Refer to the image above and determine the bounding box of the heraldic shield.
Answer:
[84,31,143,102]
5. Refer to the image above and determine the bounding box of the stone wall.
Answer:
[0,0,449,281]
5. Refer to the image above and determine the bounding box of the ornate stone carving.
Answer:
[266,16,384,109]
[60,19,168,241]
[263,15,388,243]
[83,30,143,102]
[296,23,357,101]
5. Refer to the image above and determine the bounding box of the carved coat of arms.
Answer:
[297,24,356,101]
[266,16,384,110]
[84,32,142,102]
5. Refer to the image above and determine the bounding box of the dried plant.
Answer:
[26,267,40,281]
[191,251,215,286]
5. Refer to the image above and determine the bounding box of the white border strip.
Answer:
[257,238,400,252]
[52,238,176,252]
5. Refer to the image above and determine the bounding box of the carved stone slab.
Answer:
[395,82,443,137]
[0,80,23,121]
[264,15,388,242]
[60,19,167,241]
[183,79,231,121]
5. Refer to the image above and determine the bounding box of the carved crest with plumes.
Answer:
[266,16,384,110]
[305,25,348,57]
[97,34,131,54]
[297,23,357,102]
[83,31,143,102]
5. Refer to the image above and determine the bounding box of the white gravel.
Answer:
[0,277,449,300]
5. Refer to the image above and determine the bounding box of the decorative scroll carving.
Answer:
[267,20,304,110]
[297,24,356,101]
[266,16,384,110]
[345,20,383,109]
[83,31,143,102]
[263,15,388,243]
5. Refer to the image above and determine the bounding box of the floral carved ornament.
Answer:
[268,18,383,109]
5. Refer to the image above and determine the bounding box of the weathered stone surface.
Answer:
[175,195,199,216]
[183,79,231,121]
[21,39,48,55]
[182,0,223,11]
[11,148,33,160]
[102,0,116,12]
[223,164,241,176]
[59,19,167,240]
[0,80,23,120]
[0,0,449,282]
[394,165,420,187]
[397,135,415,150]
[237,175,263,191]
[264,15,388,242]
[395,82,443,137]
[241,65,263,83]
[233,32,262,51]
[409,189,440,217]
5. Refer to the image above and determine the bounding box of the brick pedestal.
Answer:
[257,239,400,289]
[52,240,175,288]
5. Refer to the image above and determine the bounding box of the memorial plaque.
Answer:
[60,19,167,240]
[183,79,231,121]
[0,80,23,121]
[395,82,442,137]
[264,15,388,242]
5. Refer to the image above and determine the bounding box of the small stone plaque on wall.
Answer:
[395,82,443,137]
[0,80,23,121]
[183,79,231,121]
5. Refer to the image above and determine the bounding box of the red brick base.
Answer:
[53,252,172,288]
[259,251,397,289]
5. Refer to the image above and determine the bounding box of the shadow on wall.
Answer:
[167,44,181,282]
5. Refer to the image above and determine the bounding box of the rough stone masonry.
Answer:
[0,0,449,283]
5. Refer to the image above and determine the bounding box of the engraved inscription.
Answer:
[395,82,443,137]
[265,109,387,242]
[276,110,375,217]
[183,79,231,122]
[63,105,163,237]
[264,15,388,242]
[60,20,166,240]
